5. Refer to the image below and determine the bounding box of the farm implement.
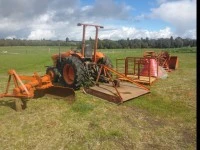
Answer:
[0,69,75,111]
[84,65,149,104]
[116,50,178,85]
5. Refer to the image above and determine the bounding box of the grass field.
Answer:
[0,46,196,149]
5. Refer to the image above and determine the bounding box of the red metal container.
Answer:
[140,58,158,77]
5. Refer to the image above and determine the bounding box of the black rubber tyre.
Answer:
[97,55,113,76]
[46,67,60,82]
[98,55,113,68]
[61,56,86,90]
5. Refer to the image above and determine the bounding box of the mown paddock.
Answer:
[0,46,196,149]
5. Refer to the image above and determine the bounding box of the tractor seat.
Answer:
[84,44,93,59]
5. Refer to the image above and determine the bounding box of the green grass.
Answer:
[0,46,71,74]
[0,46,196,149]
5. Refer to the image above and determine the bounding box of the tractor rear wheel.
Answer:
[93,55,113,82]
[61,56,85,90]
[97,55,113,76]
[100,55,113,68]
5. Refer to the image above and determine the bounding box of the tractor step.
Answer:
[84,82,149,104]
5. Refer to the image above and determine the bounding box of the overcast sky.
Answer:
[0,0,196,40]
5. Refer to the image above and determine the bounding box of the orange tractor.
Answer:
[46,23,113,90]
[47,23,149,104]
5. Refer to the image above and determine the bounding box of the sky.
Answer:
[0,0,196,41]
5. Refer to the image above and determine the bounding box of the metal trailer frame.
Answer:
[116,57,158,85]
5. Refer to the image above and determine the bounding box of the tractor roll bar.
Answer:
[77,23,104,62]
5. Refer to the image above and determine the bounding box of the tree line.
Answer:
[0,36,196,49]
[0,39,76,47]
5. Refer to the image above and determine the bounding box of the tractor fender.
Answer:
[51,50,73,66]
[51,50,84,66]
[71,53,84,60]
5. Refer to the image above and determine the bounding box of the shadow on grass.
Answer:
[0,99,27,111]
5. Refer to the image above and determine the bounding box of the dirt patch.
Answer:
[144,143,171,150]
[181,129,196,145]
[142,116,166,129]
[122,105,166,129]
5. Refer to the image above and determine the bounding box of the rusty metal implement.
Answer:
[84,65,150,104]
[0,70,75,111]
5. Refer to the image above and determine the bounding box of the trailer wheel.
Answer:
[61,56,86,90]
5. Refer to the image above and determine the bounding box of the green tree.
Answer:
[174,37,183,48]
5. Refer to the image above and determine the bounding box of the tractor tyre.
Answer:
[46,67,60,82]
[101,55,113,68]
[94,55,113,82]
[97,55,113,76]
[61,56,86,90]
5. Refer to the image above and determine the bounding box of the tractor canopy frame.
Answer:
[77,23,104,62]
